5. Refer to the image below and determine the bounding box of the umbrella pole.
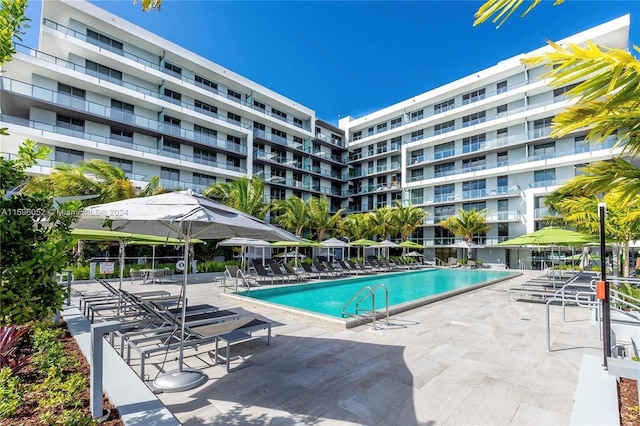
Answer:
[152,245,156,270]
[117,240,125,316]
[153,223,206,392]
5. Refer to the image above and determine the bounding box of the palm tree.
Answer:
[546,188,640,277]
[306,196,344,243]
[340,213,373,258]
[438,208,491,243]
[203,176,269,220]
[369,206,396,241]
[390,201,427,243]
[272,196,308,237]
[23,159,160,205]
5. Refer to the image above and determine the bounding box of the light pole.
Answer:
[598,202,611,367]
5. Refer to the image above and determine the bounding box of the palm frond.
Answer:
[473,0,563,28]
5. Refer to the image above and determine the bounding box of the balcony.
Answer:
[486,211,522,222]
[313,132,345,148]
[43,20,313,132]
[0,114,247,174]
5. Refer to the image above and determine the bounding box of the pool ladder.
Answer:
[342,283,389,329]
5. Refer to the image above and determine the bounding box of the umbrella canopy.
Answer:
[399,240,426,249]
[321,237,350,248]
[497,227,597,247]
[76,189,301,392]
[377,240,400,248]
[350,239,380,246]
[405,251,425,257]
[449,240,484,249]
[275,250,306,259]
[272,239,322,247]
[216,237,272,247]
[76,190,301,242]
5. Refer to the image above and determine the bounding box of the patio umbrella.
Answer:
[77,189,301,392]
[405,251,424,257]
[216,237,271,271]
[128,238,204,270]
[321,237,350,262]
[398,240,426,249]
[449,240,484,261]
[349,239,380,259]
[377,240,399,260]
[272,239,320,265]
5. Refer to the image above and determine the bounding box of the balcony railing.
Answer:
[43,19,313,132]
[0,114,247,174]
[349,79,536,142]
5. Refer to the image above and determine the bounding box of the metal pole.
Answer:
[117,240,125,316]
[599,203,611,367]
[178,230,190,372]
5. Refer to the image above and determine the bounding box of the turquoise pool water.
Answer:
[238,268,514,318]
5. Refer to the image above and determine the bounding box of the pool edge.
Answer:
[221,271,522,329]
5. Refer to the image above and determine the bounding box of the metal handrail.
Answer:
[342,286,373,318]
[342,284,390,329]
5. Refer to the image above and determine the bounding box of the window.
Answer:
[434,205,455,221]
[353,131,362,141]
[271,108,287,120]
[497,151,508,166]
[434,98,454,114]
[85,59,122,80]
[434,184,455,202]
[530,142,555,158]
[434,142,455,160]
[575,136,589,153]
[56,114,84,131]
[253,100,266,110]
[496,80,507,94]
[462,156,486,171]
[164,115,180,126]
[194,124,217,139]
[434,120,455,135]
[410,129,424,142]
[462,201,486,211]
[193,172,215,187]
[410,109,424,122]
[434,162,455,177]
[376,141,387,154]
[227,89,242,102]
[194,100,217,116]
[86,29,123,52]
[533,168,556,187]
[253,121,266,131]
[110,99,134,121]
[498,223,509,238]
[162,141,180,156]
[390,117,402,128]
[161,167,180,181]
[293,136,303,146]
[496,104,508,116]
[376,123,387,133]
[163,88,182,104]
[497,128,508,140]
[462,111,486,127]
[195,75,218,92]
[227,135,241,144]
[497,175,508,190]
[410,169,423,180]
[575,163,588,176]
[227,112,241,123]
[462,88,486,104]
[164,62,182,75]
[109,157,133,173]
[463,134,486,153]
[55,147,84,164]
[331,133,343,143]
[498,199,509,212]
[293,117,304,127]
[193,148,216,165]
[532,117,553,138]
[227,156,241,169]
[271,128,286,139]
[58,83,85,99]
[110,128,133,143]
[270,187,286,200]
[553,82,580,98]
[367,127,374,136]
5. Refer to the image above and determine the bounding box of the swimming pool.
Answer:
[231,268,516,324]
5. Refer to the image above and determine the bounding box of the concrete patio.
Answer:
[72,269,605,425]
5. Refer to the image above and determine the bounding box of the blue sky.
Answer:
[22,1,640,125]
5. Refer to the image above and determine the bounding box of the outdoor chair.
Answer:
[130,270,146,284]
[313,260,339,277]
[336,259,360,275]
[448,257,459,268]
[224,265,258,289]
[149,270,164,284]
[252,260,285,285]
[280,263,305,281]
[163,269,176,283]
[322,261,344,277]
[347,260,376,274]
[268,263,295,283]
[300,263,323,279]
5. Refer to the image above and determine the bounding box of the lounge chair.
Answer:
[252,261,285,285]
[300,263,324,279]
[448,257,459,268]
[130,270,145,284]
[322,261,344,277]
[148,270,165,284]
[313,260,339,277]
[347,260,376,274]
[336,259,361,275]
[225,265,258,289]
[268,263,297,283]
[281,263,305,281]
[163,269,176,283]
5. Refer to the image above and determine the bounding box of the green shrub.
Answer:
[32,324,74,373]
[0,367,23,418]
[0,325,31,373]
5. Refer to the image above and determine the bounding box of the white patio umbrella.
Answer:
[377,239,400,260]
[405,251,424,257]
[216,237,271,271]
[321,237,350,262]
[449,240,484,261]
[77,190,301,392]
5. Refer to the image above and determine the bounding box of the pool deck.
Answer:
[72,269,603,425]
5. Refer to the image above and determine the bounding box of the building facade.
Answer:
[339,16,629,266]
[0,1,630,267]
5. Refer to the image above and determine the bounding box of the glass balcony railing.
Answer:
[43,19,313,132]
[408,185,521,205]
[486,211,522,221]
[0,77,249,155]
[0,114,247,173]
[534,207,549,219]
[405,139,616,184]
[349,79,536,142]
[313,132,345,148]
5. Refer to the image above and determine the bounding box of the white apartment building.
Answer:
[0,0,349,215]
[0,1,630,268]
[339,16,629,267]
